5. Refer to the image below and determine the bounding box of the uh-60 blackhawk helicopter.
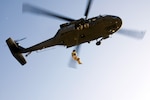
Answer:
[6,0,145,65]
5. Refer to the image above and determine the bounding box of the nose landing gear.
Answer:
[96,38,103,46]
[96,41,101,45]
[96,36,110,46]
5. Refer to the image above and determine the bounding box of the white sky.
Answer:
[0,0,150,100]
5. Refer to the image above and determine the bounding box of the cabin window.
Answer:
[76,23,89,30]
[84,23,89,28]
[92,18,96,21]
[76,24,83,30]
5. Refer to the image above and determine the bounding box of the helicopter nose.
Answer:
[115,17,122,28]
[111,16,122,25]
[112,16,122,31]
[105,16,122,33]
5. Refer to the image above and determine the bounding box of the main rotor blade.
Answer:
[117,28,146,39]
[84,0,93,19]
[23,3,75,22]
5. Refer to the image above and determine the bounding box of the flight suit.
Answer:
[72,50,82,64]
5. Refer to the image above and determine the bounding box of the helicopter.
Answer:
[6,0,145,65]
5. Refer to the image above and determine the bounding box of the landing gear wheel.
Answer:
[96,41,101,46]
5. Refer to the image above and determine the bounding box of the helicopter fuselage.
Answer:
[55,15,122,47]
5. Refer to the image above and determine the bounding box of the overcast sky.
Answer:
[1,0,150,100]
